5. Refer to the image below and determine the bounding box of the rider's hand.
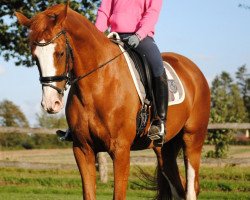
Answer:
[124,34,141,48]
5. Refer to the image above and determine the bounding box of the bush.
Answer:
[229,139,250,145]
[0,132,71,150]
[205,130,234,158]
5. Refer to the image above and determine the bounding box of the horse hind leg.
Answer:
[183,127,207,200]
[157,131,186,200]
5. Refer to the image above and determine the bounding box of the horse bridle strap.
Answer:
[39,75,69,95]
[33,30,128,95]
[40,75,68,83]
[33,30,66,46]
[34,30,73,96]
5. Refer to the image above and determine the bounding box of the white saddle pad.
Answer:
[108,32,185,106]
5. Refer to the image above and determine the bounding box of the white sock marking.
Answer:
[186,161,196,200]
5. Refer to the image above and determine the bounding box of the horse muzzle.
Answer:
[41,87,64,114]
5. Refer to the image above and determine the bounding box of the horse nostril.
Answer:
[55,100,61,106]
[53,100,63,111]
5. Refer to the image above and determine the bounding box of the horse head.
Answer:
[16,3,71,114]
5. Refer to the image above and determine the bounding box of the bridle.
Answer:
[33,30,73,96]
[33,30,128,96]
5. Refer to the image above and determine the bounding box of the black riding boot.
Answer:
[56,129,73,141]
[148,72,168,147]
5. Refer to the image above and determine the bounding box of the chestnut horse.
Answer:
[16,3,210,200]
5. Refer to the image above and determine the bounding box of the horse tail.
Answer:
[158,132,186,200]
[136,131,185,199]
[155,165,172,200]
[135,165,172,200]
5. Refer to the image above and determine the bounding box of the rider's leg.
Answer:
[150,72,168,146]
[135,36,169,147]
[56,129,72,141]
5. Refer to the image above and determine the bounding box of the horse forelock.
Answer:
[29,4,67,43]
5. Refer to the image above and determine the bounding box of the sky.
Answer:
[0,0,250,126]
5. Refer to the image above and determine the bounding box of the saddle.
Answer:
[109,34,157,135]
[108,33,185,148]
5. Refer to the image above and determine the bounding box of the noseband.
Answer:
[33,30,73,96]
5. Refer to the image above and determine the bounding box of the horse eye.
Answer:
[57,51,64,58]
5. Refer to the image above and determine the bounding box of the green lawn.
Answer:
[0,166,249,200]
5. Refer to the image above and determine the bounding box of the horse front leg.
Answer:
[111,143,131,200]
[73,144,96,200]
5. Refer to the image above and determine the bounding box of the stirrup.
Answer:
[148,120,165,147]
[56,129,72,141]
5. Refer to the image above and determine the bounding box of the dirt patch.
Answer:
[0,145,249,169]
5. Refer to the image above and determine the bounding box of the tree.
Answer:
[210,72,247,123]
[36,110,67,129]
[0,0,100,67]
[0,99,29,127]
[239,3,250,10]
[228,84,248,122]
[236,65,250,121]
[208,72,248,158]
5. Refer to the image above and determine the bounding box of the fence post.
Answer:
[97,152,108,183]
[246,129,249,138]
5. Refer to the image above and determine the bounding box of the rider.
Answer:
[58,0,168,147]
[96,0,168,147]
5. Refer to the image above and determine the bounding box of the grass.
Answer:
[0,167,155,200]
[0,165,249,200]
[0,146,250,199]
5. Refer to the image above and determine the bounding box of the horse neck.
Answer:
[65,12,125,95]
[66,18,109,70]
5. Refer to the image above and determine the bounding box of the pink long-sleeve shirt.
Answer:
[95,0,163,40]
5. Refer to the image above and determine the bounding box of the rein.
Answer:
[33,30,127,95]
[70,47,127,84]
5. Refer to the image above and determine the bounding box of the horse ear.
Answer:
[15,12,31,27]
[56,2,69,25]
[65,0,70,16]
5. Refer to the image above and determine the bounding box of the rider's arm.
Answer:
[136,0,163,40]
[95,0,113,32]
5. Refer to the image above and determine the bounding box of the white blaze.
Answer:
[34,40,63,113]
[186,161,196,200]
[34,40,56,77]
